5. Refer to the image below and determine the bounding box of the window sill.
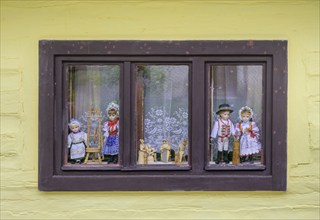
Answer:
[61,164,122,171]
[205,163,266,171]
[122,164,191,171]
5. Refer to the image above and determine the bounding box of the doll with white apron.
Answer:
[235,106,261,163]
[67,119,87,164]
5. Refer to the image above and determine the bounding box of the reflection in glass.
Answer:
[209,65,264,166]
[136,65,189,165]
[67,65,120,165]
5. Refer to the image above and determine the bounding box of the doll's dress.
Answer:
[68,131,87,160]
[236,121,261,156]
[101,119,119,155]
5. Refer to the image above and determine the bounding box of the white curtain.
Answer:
[68,65,120,132]
[141,65,189,154]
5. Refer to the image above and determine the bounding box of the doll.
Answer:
[101,102,119,164]
[235,106,262,163]
[67,119,87,164]
[210,104,235,164]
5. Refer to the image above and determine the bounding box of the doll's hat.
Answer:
[68,118,81,127]
[106,102,119,115]
[216,104,233,114]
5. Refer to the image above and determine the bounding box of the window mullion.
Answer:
[191,58,205,173]
[122,61,131,168]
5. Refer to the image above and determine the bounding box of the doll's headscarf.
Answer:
[68,118,81,128]
[238,106,254,121]
[106,102,119,117]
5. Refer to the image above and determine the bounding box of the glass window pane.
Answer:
[209,65,264,166]
[135,65,189,165]
[67,65,120,165]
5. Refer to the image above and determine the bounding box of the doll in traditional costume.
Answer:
[235,106,261,163]
[101,102,119,164]
[210,104,235,164]
[67,119,87,164]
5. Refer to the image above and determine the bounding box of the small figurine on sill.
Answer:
[210,104,235,164]
[232,138,240,165]
[138,139,147,164]
[160,139,171,163]
[235,106,262,164]
[101,102,119,164]
[146,144,156,164]
[178,139,188,163]
[67,119,87,164]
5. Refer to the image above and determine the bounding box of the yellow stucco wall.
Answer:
[1,0,319,219]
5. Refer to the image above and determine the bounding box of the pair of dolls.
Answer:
[67,102,119,164]
[211,104,261,164]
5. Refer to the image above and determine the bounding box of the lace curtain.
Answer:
[139,65,189,154]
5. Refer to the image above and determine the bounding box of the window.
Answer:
[39,40,287,190]
[66,64,121,166]
[135,65,190,167]
[207,64,265,168]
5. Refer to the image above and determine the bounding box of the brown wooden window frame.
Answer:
[39,40,287,191]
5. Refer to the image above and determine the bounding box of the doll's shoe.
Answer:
[216,151,222,164]
[107,155,114,164]
[223,151,229,163]
[248,155,254,164]
[113,155,118,164]
[103,155,111,163]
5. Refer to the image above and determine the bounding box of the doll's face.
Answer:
[70,124,80,133]
[241,112,251,122]
[108,112,117,121]
[219,111,230,120]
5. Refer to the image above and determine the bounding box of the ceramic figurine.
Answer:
[178,139,188,163]
[67,119,88,164]
[138,139,147,164]
[160,139,171,162]
[235,106,262,163]
[101,102,119,164]
[146,144,156,164]
[210,104,235,164]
